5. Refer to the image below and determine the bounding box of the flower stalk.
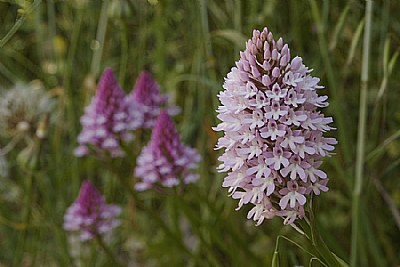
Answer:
[95,234,123,267]
[351,1,373,266]
[294,200,348,267]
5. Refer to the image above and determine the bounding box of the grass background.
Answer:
[0,0,399,266]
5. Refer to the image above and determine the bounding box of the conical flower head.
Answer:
[214,27,337,225]
[135,111,201,191]
[132,71,167,108]
[126,71,179,129]
[75,68,142,157]
[63,180,121,241]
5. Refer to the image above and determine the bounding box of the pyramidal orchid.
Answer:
[135,111,201,191]
[75,68,143,157]
[214,27,337,225]
[63,180,121,241]
[126,71,179,129]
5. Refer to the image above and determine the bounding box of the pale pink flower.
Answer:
[214,27,337,225]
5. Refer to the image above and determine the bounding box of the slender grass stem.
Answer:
[34,0,43,62]
[0,0,42,48]
[199,0,213,59]
[63,8,84,93]
[95,234,123,267]
[155,3,165,80]
[90,0,110,76]
[104,160,201,264]
[118,21,129,88]
[373,177,400,231]
[62,7,84,195]
[233,0,241,55]
[350,1,373,266]
[13,169,34,266]
[47,0,56,59]
[309,0,352,165]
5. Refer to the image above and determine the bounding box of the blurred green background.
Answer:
[0,0,399,266]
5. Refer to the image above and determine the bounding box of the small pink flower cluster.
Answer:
[126,71,180,129]
[63,180,121,241]
[214,27,337,225]
[67,69,201,242]
[135,111,201,191]
[75,68,141,157]
[75,69,177,157]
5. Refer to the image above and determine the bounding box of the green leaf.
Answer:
[333,253,350,267]
[329,3,351,51]
[345,19,365,67]
[211,30,247,47]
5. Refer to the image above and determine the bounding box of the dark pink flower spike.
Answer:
[75,68,143,157]
[63,180,121,241]
[126,71,180,129]
[134,111,201,191]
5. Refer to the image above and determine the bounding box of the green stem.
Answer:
[118,20,129,88]
[233,0,241,55]
[199,0,213,59]
[272,234,325,267]
[0,0,42,48]
[47,0,56,59]
[104,161,198,263]
[351,1,373,266]
[13,137,44,266]
[90,0,110,76]
[13,169,34,266]
[62,7,84,194]
[309,0,352,165]
[95,234,123,267]
[298,199,349,267]
[155,3,165,80]
[309,219,341,267]
[34,0,43,62]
